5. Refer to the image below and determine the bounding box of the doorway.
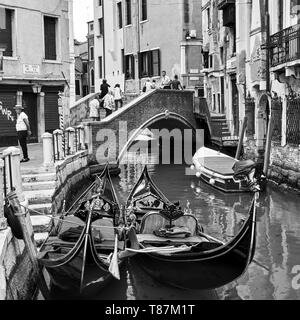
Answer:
[22,93,38,143]
[231,76,239,136]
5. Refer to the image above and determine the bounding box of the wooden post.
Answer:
[235,117,248,160]
[0,159,8,231]
[7,191,50,299]
[263,117,274,175]
[2,147,24,202]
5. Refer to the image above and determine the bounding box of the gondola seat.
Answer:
[139,212,203,238]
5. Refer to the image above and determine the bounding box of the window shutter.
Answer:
[44,17,57,60]
[152,49,160,77]
[0,9,13,56]
[138,52,142,79]
[131,55,135,79]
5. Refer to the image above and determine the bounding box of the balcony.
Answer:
[217,0,235,27]
[217,0,235,10]
[270,24,300,68]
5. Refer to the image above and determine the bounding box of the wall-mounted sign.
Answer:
[23,64,40,75]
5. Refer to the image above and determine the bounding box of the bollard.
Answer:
[77,124,85,150]
[2,147,24,202]
[42,133,54,167]
[53,129,64,161]
[0,159,8,231]
[66,127,76,155]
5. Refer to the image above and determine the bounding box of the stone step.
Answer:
[21,166,56,175]
[22,180,56,192]
[28,203,53,215]
[30,215,52,233]
[34,232,49,248]
[22,172,57,183]
[24,189,54,205]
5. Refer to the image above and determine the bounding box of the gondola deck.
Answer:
[125,166,258,290]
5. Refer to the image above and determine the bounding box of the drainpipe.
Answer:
[137,0,141,94]
[102,1,106,79]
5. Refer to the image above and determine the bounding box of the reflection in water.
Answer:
[112,152,300,300]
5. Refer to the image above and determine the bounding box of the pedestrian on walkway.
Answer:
[103,90,115,117]
[160,71,171,89]
[114,84,123,111]
[171,75,183,90]
[89,94,100,121]
[14,104,31,163]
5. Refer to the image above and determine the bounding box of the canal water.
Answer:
[51,152,300,300]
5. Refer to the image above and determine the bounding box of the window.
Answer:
[117,2,123,28]
[90,46,94,61]
[75,80,81,96]
[139,49,160,78]
[141,0,147,21]
[99,56,103,78]
[44,16,57,60]
[184,0,189,24]
[125,54,135,79]
[98,18,104,36]
[125,0,132,25]
[91,68,95,87]
[0,8,13,57]
[207,8,211,29]
[121,49,125,73]
[90,23,94,32]
[98,0,102,6]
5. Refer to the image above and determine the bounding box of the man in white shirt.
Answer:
[113,84,123,110]
[89,95,100,121]
[160,71,171,89]
[14,104,31,163]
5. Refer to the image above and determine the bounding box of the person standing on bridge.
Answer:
[103,90,115,118]
[170,75,183,90]
[160,71,171,89]
[113,84,123,111]
[14,104,31,163]
[99,79,111,109]
[89,95,100,121]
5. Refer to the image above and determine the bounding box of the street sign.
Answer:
[23,64,40,75]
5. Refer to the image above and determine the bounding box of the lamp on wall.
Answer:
[32,84,42,94]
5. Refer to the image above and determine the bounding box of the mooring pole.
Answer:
[7,191,50,299]
[263,117,274,175]
[235,117,248,160]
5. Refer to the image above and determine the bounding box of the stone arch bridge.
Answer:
[74,90,204,164]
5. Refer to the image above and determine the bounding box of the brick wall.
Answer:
[244,138,300,190]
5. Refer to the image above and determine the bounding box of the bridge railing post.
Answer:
[53,129,64,161]
[0,159,8,231]
[42,132,54,167]
[76,124,85,151]
[65,127,76,155]
[83,123,93,154]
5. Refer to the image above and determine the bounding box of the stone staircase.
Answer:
[21,168,57,247]
[210,113,231,141]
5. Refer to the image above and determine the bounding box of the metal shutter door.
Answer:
[44,92,59,133]
[0,92,18,146]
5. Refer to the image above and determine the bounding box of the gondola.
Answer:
[191,146,265,193]
[125,166,173,222]
[38,164,125,298]
[123,166,258,290]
